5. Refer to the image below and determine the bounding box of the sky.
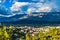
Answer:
[0,0,60,8]
[0,0,60,22]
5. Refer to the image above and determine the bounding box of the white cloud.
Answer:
[10,1,53,14]
[27,8,36,15]
[9,0,59,19]
[11,2,29,12]
[0,14,16,17]
[0,0,2,3]
[36,6,52,12]
[19,15,28,19]
[27,3,52,14]
[10,1,52,19]
[0,0,5,4]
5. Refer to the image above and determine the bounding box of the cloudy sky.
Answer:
[0,0,60,22]
[0,0,60,14]
[0,0,60,21]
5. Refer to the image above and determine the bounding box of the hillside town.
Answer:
[0,25,60,40]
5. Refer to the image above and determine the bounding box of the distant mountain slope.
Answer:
[0,12,60,22]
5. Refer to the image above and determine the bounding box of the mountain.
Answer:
[0,12,60,26]
[0,12,60,22]
[0,6,60,25]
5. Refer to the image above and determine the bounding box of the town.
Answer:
[0,25,60,40]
